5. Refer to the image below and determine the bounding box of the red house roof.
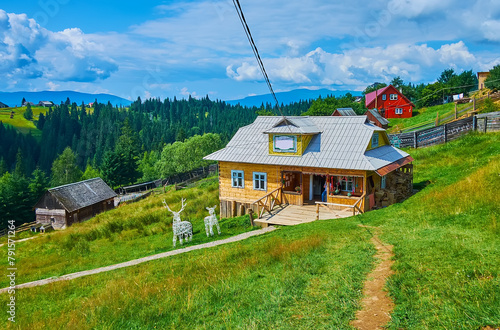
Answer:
[365,85,415,108]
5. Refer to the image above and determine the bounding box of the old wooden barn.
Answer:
[204,116,414,219]
[34,178,117,230]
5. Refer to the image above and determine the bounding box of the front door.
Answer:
[312,175,326,201]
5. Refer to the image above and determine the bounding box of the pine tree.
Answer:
[23,103,33,120]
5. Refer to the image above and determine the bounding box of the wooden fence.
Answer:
[389,111,499,149]
[398,91,500,134]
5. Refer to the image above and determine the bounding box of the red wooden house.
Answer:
[365,85,414,119]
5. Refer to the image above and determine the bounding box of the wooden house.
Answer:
[204,116,413,219]
[38,101,54,107]
[0,101,9,108]
[332,108,357,116]
[365,85,414,118]
[34,178,117,230]
[364,109,389,129]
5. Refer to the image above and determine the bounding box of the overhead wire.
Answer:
[231,0,291,129]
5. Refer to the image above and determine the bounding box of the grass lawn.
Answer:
[0,195,374,328]
[387,103,471,133]
[358,131,500,328]
[0,177,259,288]
[0,106,47,139]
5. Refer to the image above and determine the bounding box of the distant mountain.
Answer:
[226,88,362,107]
[0,91,132,107]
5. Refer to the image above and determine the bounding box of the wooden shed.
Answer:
[332,108,357,116]
[365,109,389,129]
[34,178,117,230]
[204,116,413,219]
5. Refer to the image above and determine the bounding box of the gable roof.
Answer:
[365,84,415,107]
[204,116,410,172]
[48,178,117,213]
[263,117,321,134]
[333,108,357,116]
[0,101,9,108]
[366,109,389,125]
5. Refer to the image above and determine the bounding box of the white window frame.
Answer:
[372,132,379,148]
[395,108,403,114]
[390,94,398,100]
[231,170,244,188]
[253,172,267,191]
[340,176,354,192]
[382,94,387,101]
[381,175,387,189]
[273,135,297,153]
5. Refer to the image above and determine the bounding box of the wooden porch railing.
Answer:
[251,187,285,218]
[315,193,365,219]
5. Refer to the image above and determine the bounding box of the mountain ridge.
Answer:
[0,91,132,107]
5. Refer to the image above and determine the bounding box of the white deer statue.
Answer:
[163,198,192,247]
[204,205,221,237]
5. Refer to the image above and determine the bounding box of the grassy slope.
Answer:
[0,179,375,329]
[359,131,500,328]
[0,177,258,288]
[0,106,47,138]
[0,133,499,329]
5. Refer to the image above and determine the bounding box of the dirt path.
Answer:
[0,226,277,293]
[351,225,395,330]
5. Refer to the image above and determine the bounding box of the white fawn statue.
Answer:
[163,198,192,247]
[204,205,221,237]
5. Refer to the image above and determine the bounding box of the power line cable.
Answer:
[232,0,290,127]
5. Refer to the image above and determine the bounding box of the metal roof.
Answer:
[48,178,117,213]
[263,117,321,134]
[366,109,390,125]
[334,108,357,116]
[204,116,410,172]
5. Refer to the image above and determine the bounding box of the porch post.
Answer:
[309,174,313,201]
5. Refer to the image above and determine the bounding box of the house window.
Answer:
[231,170,244,188]
[395,108,403,114]
[340,176,354,192]
[390,94,398,100]
[273,135,297,153]
[382,94,387,100]
[253,172,267,191]
[381,175,387,189]
[372,132,379,148]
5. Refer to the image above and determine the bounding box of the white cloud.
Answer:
[227,42,479,89]
[0,10,118,89]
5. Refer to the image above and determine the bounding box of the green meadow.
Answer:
[0,106,46,138]
[0,132,499,329]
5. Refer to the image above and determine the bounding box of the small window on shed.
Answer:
[382,94,387,101]
[381,175,387,189]
[372,133,379,148]
[395,108,403,114]
[390,94,398,100]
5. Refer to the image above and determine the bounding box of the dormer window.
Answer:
[372,133,379,148]
[273,135,297,153]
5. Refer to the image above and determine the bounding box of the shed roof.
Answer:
[334,108,357,116]
[48,178,117,213]
[366,109,390,125]
[204,116,410,173]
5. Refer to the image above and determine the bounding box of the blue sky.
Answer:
[1,0,499,101]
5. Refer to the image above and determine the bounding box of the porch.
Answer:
[253,203,357,227]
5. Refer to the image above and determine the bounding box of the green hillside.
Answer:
[0,106,46,138]
[0,132,499,329]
